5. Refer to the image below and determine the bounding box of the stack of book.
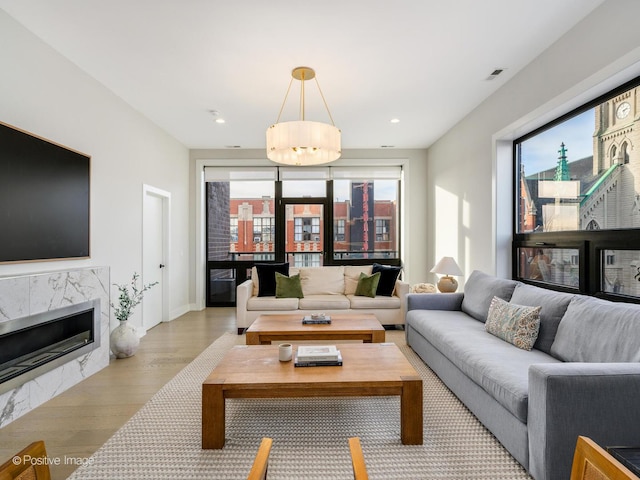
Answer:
[302,314,331,325]
[294,345,342,367]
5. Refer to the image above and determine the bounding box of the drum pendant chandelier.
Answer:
[266,66,341,166]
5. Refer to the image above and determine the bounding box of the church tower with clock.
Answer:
[585,86,639,230]
[592,87,638,175]
[580,86,640,295]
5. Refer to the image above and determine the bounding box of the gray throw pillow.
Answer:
[460,270,518,322]
[510,283,573,355]
[551,295,640,362]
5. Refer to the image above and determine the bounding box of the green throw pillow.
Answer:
[275,272,304,298]
[354,272,381,298]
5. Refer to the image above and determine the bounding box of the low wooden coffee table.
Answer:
[202,343,423,449]
[245,313,385,345]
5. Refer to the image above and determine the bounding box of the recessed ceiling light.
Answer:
[209,109,226,123]
[390,118,400,124]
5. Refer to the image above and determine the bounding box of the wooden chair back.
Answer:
[570,436,637,480]
[0,441,51,480]
[349,437,369,480]
[246,437,273,480]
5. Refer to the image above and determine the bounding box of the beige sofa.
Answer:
[236,265,409,333]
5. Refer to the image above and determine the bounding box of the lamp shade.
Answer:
[430,256,463,276]
[266,120,341,166]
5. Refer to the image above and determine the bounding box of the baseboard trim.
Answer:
[169,304,191,321]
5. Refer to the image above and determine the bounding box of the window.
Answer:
[205,167,277,306]
[294,217,320,241]
[513,76,640,300]
[334,219,345,241]
[602,250,640,296]
[332,167,400,260]
[622,142,630,164]
[294,253,321,268]
[253,217,274,243]
[376,219,390,241]
[205,167,276,262]
[517,247,580,288]
[585,220,600,230]
[205,165,403,306]
[280,168,327,197]
[516,83,639,234]
[230,218,238,242]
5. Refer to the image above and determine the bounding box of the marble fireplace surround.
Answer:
[0,267,110,428]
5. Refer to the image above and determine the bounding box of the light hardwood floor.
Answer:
[0,307,236,479]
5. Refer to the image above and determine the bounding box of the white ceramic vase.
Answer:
[110,320,140,358]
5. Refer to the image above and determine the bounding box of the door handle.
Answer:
[159,264,165,269]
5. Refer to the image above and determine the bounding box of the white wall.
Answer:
[189,148,428,298]
[0,10,191,333]
[426,0,640,283]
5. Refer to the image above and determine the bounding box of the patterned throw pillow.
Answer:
[485,296,541,351]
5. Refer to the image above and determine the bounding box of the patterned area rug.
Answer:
[68,331,532,479]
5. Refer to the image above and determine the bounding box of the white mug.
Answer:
[279,343,293,362]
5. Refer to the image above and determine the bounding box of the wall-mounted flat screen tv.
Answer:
[0,121,90,263]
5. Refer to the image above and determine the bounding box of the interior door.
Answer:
[143,187,168,330]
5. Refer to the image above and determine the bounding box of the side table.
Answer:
[607,446,640,477]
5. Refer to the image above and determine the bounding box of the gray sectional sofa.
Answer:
[405,270,640,480]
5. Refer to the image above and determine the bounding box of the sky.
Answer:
[520,108,595,176]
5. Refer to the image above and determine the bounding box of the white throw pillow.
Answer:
[344,265,373,295]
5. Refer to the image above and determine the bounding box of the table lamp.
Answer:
[430,257,463,293]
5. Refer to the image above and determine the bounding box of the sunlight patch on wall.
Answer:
[434,185,460,260]
[462,196,470,229]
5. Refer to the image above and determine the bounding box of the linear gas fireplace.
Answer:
[0,299,101,395]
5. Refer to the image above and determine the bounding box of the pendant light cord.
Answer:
[274,77,294,124]
[273,71,336,126]
[315,77,336,126]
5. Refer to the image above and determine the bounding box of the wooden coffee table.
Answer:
[202,343,423,449]
[245,313,385,345]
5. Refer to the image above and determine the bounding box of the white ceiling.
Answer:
[1,0,605,150]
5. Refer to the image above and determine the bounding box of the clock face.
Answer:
[616,101,631,119]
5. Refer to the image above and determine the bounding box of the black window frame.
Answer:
[206,176,402,306]
[512,74,640,304]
